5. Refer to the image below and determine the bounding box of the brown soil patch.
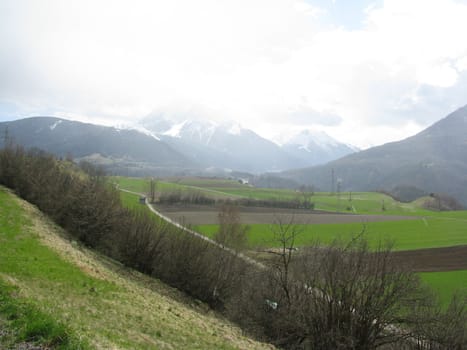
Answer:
[157,204,419,225]
[393,245,467,272]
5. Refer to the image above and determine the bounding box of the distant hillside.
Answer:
[0,117,193,175]
[0,186,274,349]
[281,105,467,205]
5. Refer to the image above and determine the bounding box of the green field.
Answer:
[116,175,467,250]
[114,176,467,251]
[420,270,467,307]
[114,176,456,215]
[113,176,235,200]
[195,215,467,251]
[113,176,149,193]
[119,190,147,210]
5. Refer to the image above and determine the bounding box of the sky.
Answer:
[1,0,467,149]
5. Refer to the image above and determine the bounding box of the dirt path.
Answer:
[119,189,264,269]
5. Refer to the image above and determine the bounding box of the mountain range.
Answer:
[140,114,356,172]
[279,105,467,205]
[0,115,355,174]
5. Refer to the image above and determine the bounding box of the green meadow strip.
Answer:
[0,280,89,349]
[195,216,467,251]
[420,270,467,308]
[0,190,91,349]
[112,176,467,217]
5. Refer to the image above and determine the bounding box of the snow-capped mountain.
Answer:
[161,119,219,145]
[140,115,298,173]
[1,114,359,176]
[142,116,244,145]
[278,129,358,167]
[139,113,359,172]
[0,116,192,176]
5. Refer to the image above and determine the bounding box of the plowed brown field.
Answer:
[393,245,467,272]
[157,204,418,225]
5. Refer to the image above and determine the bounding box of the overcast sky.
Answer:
[1,0,467,148]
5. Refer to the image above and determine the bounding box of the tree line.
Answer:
[0,143,465,349]
[157,189,314,209]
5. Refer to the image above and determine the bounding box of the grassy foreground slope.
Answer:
[0,187,273,350]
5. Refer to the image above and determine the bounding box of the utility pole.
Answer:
[331,168,335,195]
[149,177,157,203]
[337,179,342,210]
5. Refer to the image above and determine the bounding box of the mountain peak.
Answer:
[284,129,339,149]
[272,128,358,166]
[219,121,244,136]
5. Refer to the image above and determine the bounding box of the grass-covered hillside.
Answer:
[0,187,274,350]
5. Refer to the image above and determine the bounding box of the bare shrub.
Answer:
[115,209,169,275]
[214,204,249,251]
[422,193,465,211]
[227,230,463,350]
[410,292,467,349]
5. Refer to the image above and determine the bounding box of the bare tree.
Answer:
[288,238,429,349]
[266,214,303,307]
[214,204,249,251]
[298,185,314,209]
[228,219,465,350]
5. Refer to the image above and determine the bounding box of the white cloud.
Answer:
[1,0,467,148]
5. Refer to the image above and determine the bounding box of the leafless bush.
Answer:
[227,228,466,349]
[410,292,467,349]
[115,209,170,275]
[214,204,249,251]
[422,193,465,211]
